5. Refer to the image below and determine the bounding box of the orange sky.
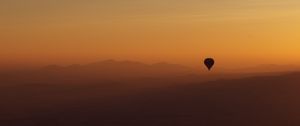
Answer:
[1,0,300,68]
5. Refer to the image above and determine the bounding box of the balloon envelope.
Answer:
[204,58,215,71]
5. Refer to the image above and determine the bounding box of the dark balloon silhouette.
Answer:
[204,58,215,71]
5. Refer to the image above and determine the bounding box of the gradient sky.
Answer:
[1,0,300,68]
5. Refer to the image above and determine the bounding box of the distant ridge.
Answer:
[231,64,300,73]
[44,60,191,70]
[41,60,197,79]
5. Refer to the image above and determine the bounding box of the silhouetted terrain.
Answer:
[1,61,300,126]
[232,64,300,73]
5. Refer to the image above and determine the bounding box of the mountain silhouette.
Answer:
[231,64,300,73]
[40,60,197,80]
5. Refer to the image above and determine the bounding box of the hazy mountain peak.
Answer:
[43,65,63,70]
[87,60,147,66]
[152,62,189,69]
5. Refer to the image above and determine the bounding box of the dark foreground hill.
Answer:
[1,71,300,126]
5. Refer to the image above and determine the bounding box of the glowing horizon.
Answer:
[1,0,300,68]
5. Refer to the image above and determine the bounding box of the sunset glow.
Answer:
[1,0,300,68]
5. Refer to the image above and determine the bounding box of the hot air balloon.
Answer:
[204,58,215,71]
